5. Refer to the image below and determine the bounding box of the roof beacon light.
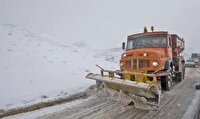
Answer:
[144,26,148,33]
[151,26,154,32]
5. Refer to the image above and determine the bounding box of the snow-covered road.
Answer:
[5,68,200,119]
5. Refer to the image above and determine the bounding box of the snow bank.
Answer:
[0,24,122,109]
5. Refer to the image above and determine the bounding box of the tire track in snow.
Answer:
[35,68,200,119]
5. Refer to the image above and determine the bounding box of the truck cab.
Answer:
[120,31,171,72]
[120,27,185,90]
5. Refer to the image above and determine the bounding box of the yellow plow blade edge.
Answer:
[86,73,161,104]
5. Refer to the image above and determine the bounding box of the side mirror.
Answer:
[122,42,125,50]
[195,85,200,90]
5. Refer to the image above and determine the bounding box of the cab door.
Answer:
[167,35,173,60]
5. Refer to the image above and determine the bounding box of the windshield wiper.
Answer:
[143,42,155,48]
[149,43,155,48]
[132,40,139,49]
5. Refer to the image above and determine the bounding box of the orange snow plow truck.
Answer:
[86,26,185,105]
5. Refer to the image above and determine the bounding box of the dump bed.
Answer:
[172,34,184,58]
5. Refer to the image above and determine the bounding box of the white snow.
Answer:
[4,96,96,119]
[182,88,200,119]
[0,24,122,109]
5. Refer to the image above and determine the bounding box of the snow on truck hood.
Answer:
[123,48,166,58]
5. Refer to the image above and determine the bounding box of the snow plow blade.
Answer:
[86,71,161,105]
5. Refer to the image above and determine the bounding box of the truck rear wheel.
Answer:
[176,72,184,82]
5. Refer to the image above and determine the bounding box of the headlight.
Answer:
[152,62,158,67]
[143,53,147,57]
[123,54,127,57]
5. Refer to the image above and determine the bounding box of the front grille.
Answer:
[125,60,131,68]
[125,59,150,69]
[139,60,150,68]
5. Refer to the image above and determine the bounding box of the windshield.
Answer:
[127,34,167,50]
[186,59,194,62]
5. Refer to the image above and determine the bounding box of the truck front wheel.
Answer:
[162,72,173,91]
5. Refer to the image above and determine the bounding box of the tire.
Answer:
[176,72,184,82]
[162,72,173,91]
[183,67,185,79]
[164,76,171,91]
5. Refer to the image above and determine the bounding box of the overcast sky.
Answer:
[0,0,200,52]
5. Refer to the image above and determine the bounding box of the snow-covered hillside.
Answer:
[0,24,122,109]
